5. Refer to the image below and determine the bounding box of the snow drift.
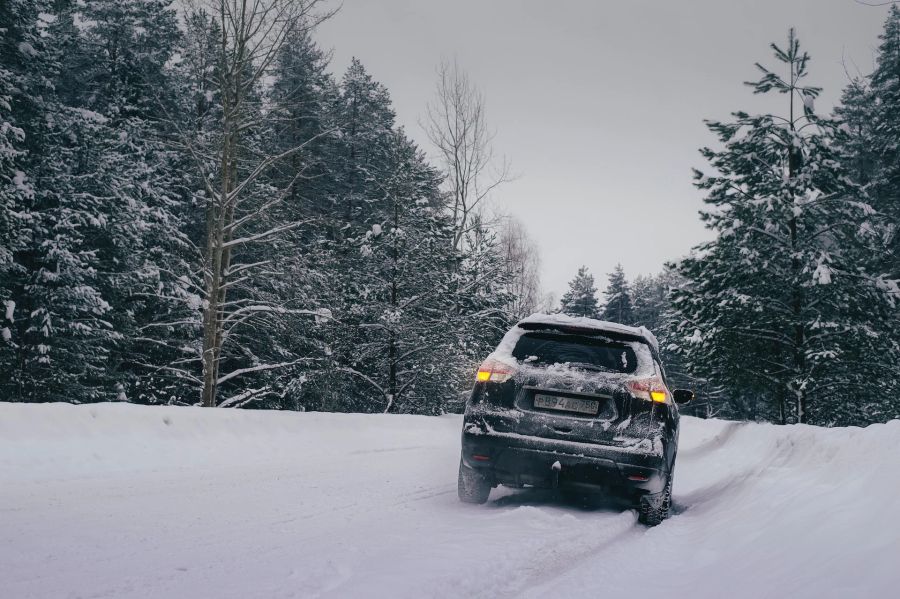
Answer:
[0,402,898,598]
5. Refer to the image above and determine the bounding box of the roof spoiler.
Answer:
[517,321,651,346]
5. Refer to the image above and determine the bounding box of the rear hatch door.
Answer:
[508,364,631,446]
[490,330,653,446]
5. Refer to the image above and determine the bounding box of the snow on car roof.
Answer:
[517,313,659,352]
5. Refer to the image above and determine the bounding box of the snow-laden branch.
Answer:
[224,260,271,277]
[218,385,277,408]
[222,220,311,249]
[337,366,387,399]
[224,167,311,234]
[221,275,252,291]
[217,360,302,385]
[139,320,201,330]
[224,129,335,205]
[133,362,202,384]
[222,304,333,325]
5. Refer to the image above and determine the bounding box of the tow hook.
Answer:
[551,460,561,488]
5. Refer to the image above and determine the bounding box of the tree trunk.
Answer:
[787,69,807,423]
[201,82,235,407]
[386,199,399,413]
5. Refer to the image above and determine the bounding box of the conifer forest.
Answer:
[2,0,899,428]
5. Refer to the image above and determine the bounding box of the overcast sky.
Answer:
[316,0,889,299]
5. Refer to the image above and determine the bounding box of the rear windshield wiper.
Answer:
[565,362,610,372]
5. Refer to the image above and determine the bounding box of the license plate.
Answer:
[533,394,600,415]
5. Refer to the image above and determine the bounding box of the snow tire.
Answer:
[457,460,491,504]
[638,475,672,526]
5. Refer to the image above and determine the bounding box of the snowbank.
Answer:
[1,402,897,598]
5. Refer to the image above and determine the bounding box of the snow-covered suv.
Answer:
[458,314,693,525]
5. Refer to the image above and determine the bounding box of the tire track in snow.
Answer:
[510,421,793,597]
[492,512,639,598]
[348,445,427,455]
[293,483,456,523]
[674,425,798,512]
[427,489,641,599]
[518,420,805,598]
[438,423,757,597]
[678,421,744,458]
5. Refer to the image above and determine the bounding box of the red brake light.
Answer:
[475,358,516,383]
[626,376,670,404]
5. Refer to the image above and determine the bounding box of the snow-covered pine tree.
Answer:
[449,212,516,406]
[0,0,203,404]
[866,5,900,283]
[670,30,898,425]
[600,264,634,324]
[319,58,512,415]
[631,269,711,413]
[834,78,876,188]
[0,3,139,402]
[559,266,600,319]
[0,0,44,399]
[307,57,400,412]
[345,131,456,414]
[828,8,900,425]
[268,23,338,205]
[333,58,396,229]
[631,274,665,331]
[0,0,37,277]
[61,0,199,404]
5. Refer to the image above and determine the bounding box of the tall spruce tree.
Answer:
[0,0,37,280]
[631,274,665,330]
[2,3,135,402]
[67,0,198,404]
[633,270,708,410]
[867,6,900,282]
[829,7,900,425]
[669,30,898,425]
[0,0,44,399]
[312,58,399,412]
[601,264,634,324]
[559,266,600,318]
[834,78,876,187]
[344,131,455,414]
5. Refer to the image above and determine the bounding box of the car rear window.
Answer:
[511,332,641,374]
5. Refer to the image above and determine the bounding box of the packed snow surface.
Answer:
[1,403,898,599]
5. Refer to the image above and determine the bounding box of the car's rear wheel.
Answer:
[458,460,491,504]
[638,475,672,526]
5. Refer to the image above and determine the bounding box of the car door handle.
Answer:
[553,426,573,434]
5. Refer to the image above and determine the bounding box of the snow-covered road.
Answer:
[1,403,898,599]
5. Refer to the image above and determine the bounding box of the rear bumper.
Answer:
[461,430,669,496]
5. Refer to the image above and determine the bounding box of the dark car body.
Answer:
[458,314,692,523]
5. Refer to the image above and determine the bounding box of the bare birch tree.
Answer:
[423,59,510,250]
[176,0,336,407]
[497,215,543,319]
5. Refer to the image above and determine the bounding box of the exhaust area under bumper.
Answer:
[461,430,669,495]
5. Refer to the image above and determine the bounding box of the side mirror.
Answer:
[673,389,694,405]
